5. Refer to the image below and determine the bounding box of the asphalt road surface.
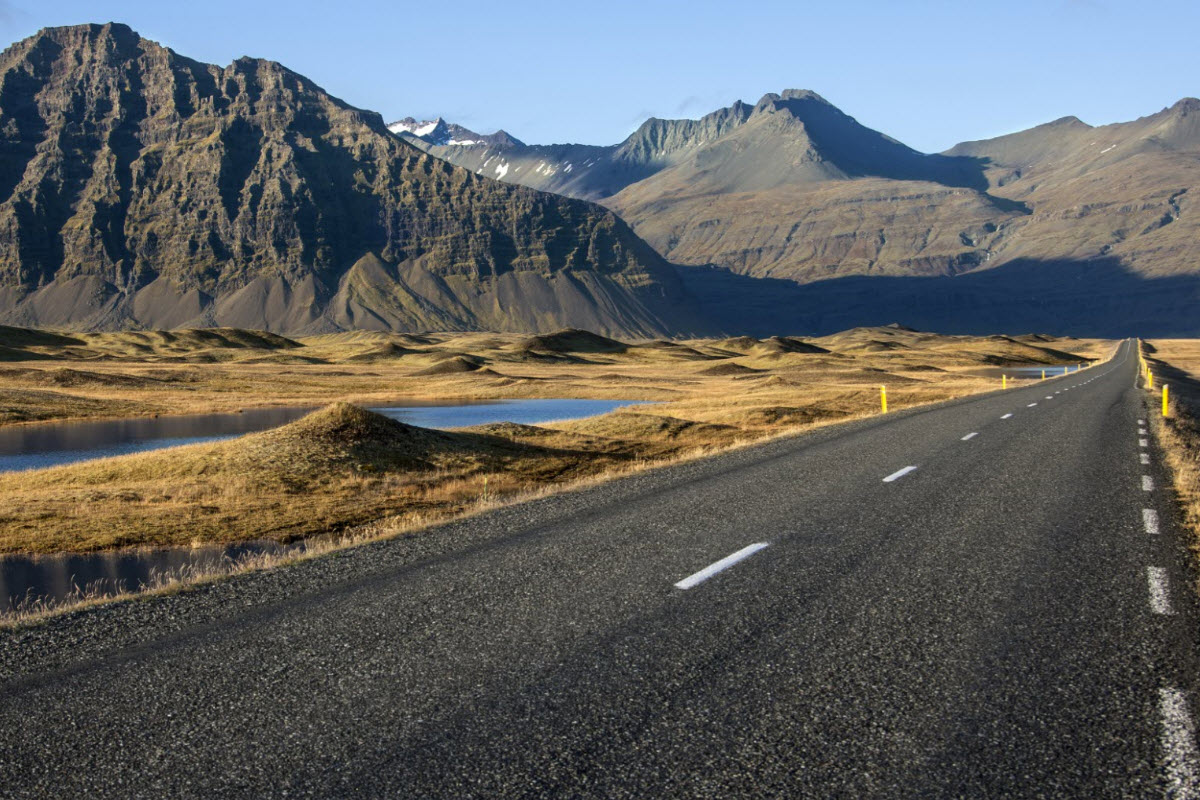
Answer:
[1,338,1197,798]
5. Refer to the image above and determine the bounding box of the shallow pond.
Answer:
[0,398,645,473]
[0,397,647,612]
[0,541,301,614]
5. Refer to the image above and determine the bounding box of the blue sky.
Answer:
[4,0,1196,153]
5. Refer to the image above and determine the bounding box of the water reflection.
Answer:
[0,541,300,613]
[0,398,644,473]
[0,397,647,611]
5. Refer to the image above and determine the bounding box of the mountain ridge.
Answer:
[410,90,1200,335]
[0,23,706,338]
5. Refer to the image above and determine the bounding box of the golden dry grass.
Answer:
[0,325,1112,557]
[1142,340,1200,588]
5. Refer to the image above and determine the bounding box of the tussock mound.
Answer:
[858,340,908,352]
[143,368,204,383]
[106,328,302,352]
[344,343,418,362]
[971,340,1088,365]
[243,403,464,473]
[0,326,85,349]
[565,412,738,442]
[699,362,763,376]
[740,406,851,426]
[0,344,43,362]
[757,336,829,355]
[238,354,328,365]
[717,336,761,351]
[31,368,161,388]
[638,341,718,360]
[393,334,439,346]
[499,349,578,363]
[412,356,484,375]
[518,329,628,354]
[471,422,556,438]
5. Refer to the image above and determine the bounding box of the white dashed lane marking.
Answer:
[1144,508,1161,535]
[1149,567,1175,615]
[674,543,770,590]
[961,433,978,441]
[883,466,918,483]
[1144,475,1155,492]
[1159,688,1200,799]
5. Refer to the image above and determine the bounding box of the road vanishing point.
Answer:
[2,339,1198,798]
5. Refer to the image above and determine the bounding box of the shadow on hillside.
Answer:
[678,257,1200,338]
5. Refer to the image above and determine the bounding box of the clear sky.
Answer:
[4,0,1196,153]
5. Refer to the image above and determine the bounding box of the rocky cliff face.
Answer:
[0,23,703,337]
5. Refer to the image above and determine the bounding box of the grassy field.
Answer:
[0,325,1111,557]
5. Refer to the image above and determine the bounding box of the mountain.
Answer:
[942,99,1200,279]
[410,91,1024,283]
[387,117,523,149]
[413,92,1200,336]
[0,23,704,338]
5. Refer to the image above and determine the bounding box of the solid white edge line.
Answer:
[1001,413,1013,419]
[674,542,769,590]
[882,466,918,483]
[1144,508,1161,535]
[961,432,978,441]
[1144,475,1155,492]
[1160,688,1200,800]
[1149,567,1174,615]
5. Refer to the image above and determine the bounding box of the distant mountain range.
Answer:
[402,90,1200,336]
[0,24,703,337]
[0,23,1197,338]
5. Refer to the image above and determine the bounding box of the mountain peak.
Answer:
[1047,115,1090,128]
[753,89,832,111]
[1170,97,1200,114]
[779,88,831,104]
[18,21,141,55]
[387,117,520,148]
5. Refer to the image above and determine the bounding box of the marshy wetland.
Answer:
[0,324,1111,616]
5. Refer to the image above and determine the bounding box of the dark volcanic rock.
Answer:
[0,23,703,338]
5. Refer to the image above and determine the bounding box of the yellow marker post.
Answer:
[1149,372,1154,390]
[1002,375,1008,390]
[1164,385,1170,418]
[880,386,888,414]
[1041,369,1046,380]
[1063,366,1068,375]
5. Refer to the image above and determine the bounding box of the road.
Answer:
[1,338,1197,798]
